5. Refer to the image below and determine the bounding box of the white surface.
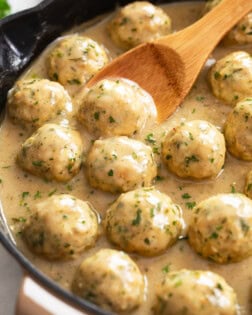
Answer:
[8,0,43,13]
[22,277,85,315]
[1,2,44,315]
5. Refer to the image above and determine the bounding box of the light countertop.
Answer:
[0,244,22,315]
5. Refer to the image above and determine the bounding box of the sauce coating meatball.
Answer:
[162,120,225,179]
[72,248,145,312]
[208,51,252,106]
[104,187,184,256]
[47,35,109,88]
[204,0,252,45]
[244,170,252,199]
[78,78,157,137]
[85,136,157,193]
[188,193,252,263]
[7,78,73,129]
[224,98,252,161]
[23,194,99,260]
[17,123,83,182]
[107,1,172,50]
[152,269,238,315]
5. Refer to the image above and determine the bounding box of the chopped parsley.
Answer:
[186,201,196,209]
[12,217,26,223]
[185,155,199,167]
[32,160,43,167]
[132,209,142,226]
[145,133,156,144]
[94,112,100,120]
[162,264,171,273]
[0,0,10,19]
[67,78,81,85]
[230,184,236,193]
[107,169,114,176]
[34,191,42,199]
[182,193,191,199]
[109,116,115,123]
[48,188,57,196]
[210,231,219,239]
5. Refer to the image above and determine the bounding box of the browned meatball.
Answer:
[7,78,73,129]
[188,193,252,263]
[17,123,83,182]
[104,187,184,256]
[86,136,157,192]
[152,269,238,315]
[107,1,172,50]
[23,194,99,260]
[72,249,145,312]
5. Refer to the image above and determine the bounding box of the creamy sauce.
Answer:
[0,2,252,314]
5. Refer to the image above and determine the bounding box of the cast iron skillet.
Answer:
[0,0,201,314]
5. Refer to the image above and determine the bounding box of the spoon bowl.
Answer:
[87,0,252,122]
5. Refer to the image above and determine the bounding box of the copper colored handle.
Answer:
[16,275,89,315]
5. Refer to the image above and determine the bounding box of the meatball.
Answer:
[188,193,252,263]
[224,98,252,161]
[107,1,172,50]
[152,269,238,315]
[78,78,157,137]
[203,0,252,45]
[7,78,73,129]
[208,51,252,106]
[72,249,145,312]
[162,120,225,179]
[226,13,252,45]
[17,123,83,182]
[104,187,184,256]
[244,170,252,199]
[85,136,157,193]
[47,35,109,87]
[23,194,99,260]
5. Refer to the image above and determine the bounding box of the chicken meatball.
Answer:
[244,170,252,199]
[224,98,252,161]
[7,78,73,129]
[78,78,157,137]
[17,123,83,182]
[152,269,238,315]
[86,136,157,193]
[23,194,99,260]
[47,35,109,87]
[204,0,252,45]
[188,193,252,263]
[104,187,184,256]
[72,249,145,312]
[208,51,252,106]
[162,120,225,179]
[107,1,172,50]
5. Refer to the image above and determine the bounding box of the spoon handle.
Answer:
[156,0,252,95]
[157,0,252,56]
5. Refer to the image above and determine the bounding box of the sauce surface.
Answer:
[0,2,252,314]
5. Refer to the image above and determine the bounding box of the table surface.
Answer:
[1,2,43,315]
[0,244,22,315]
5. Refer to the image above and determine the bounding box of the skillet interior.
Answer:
[0,0,202,314]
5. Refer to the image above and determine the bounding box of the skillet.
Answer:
[0,0,202,314]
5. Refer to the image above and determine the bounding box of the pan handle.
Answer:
[16,275,89,315]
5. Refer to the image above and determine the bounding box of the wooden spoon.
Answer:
[87,0,252,122]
